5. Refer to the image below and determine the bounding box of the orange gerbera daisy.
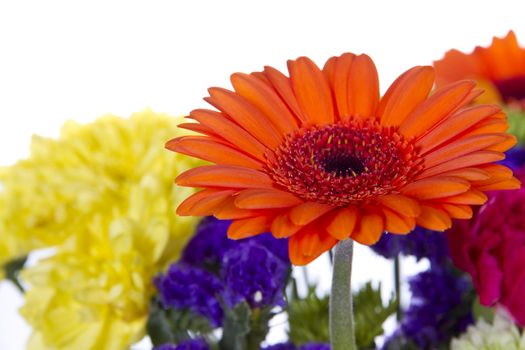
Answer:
[434,31,525,108]
[167,53,519,265]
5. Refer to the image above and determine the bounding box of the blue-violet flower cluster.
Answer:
[383,264,474,349]
[153,338,210,350]
[155,216,290,327]
[263,342,330,350]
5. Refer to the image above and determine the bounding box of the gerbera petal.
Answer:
[478,163,514,179]
[177,122,219,138]
[377,194,421,217]
[322,56,338,90]
[288,56,334,125]
[325,206,358,240]
[250,71,272,85]
[176,165,274,189]
[234,189,303,209]
[463,121,510,140]
[227,216,272,240]
[416,105,502,155]
[289,202,334,226]
[231,73,299,134]
[262,66,307,123]
[437,168,491,181]
[482,31,525,78]
[399,80,476,138]
[415,204,452,231]
[214,197,265,219]
[472,165,519,187]
[378,66,435,127]
[401,176,470,200]
[166,136,263,170]
[382,207,415,234]
[346,54,380,119]
[440,203,473,219]
[474,177,521,191]
[289,225,337,265]
[351,208,384,245]
[271,213,302,238]
[423,133,511,169]
[485,134,517,152]
[460,88,485,107]
[327,53,355,120]
[436,189,488,205]
[189,109,267,161]
[206,87,283,148]
[418,151,505,178]
[177,189,236,216]
[434,48,483,87]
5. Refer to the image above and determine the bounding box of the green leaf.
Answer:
[506,107,525,144]
[287,282,397,349]
[353,282,397,349]
[219,301,275,350]
[287,287,330,345]
[472,296,495,323]
[220,301,252,350]
[147,298,215,346]
[3,256,27,293]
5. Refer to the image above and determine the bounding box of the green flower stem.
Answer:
[330,239,357,350]
[394,256,402,321]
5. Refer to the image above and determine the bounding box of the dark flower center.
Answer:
[266,119,423,206]
[321,153,366,177]
[493,75,525,104]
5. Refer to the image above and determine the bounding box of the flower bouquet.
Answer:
[1,31,525,350]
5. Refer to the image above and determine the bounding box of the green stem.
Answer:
[329,239,356,350]
[394,256,402,321]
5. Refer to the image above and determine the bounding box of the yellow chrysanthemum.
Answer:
[21,210,164,349]
[0,109,199,272]
[0,110,201,349]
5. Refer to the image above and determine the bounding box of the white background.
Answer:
[0,1,524,349]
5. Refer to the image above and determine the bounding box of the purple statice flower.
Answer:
[262,343,330,350]
[222,242,289,309]
[500,145,525,170]
[153,344,177,350]
[383,264,473,349]
[153,339,209,350]
[181,217,235,269]
[370,227,449,264]
[181,217,289,268]
[155,264,224,326]
[299,343,331,350]
[244,232,290,264]
[262,343,297,350]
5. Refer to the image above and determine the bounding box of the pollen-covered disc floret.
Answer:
[267,119,422,206]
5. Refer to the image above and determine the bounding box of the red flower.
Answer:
[448,167,525,325]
